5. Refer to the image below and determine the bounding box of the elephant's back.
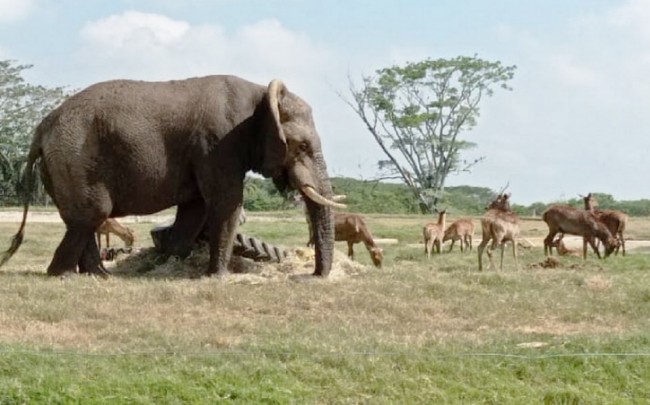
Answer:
[45,75,265,142]
[67,75,263,110]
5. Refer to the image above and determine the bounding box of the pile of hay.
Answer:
[108,243,369,283]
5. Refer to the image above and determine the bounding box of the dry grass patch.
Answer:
[583,274,613,291]
[515,316,625,336]
[0,215,649,354]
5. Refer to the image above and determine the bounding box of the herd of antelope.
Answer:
[421,192,627,271]
[95,191,627,270]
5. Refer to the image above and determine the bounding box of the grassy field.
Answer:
[0,210,649,403]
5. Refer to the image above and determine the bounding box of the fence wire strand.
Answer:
[0,348,649,360]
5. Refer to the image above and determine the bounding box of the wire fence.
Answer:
[1,348,649,360]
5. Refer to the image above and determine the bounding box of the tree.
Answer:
[346,55,516,213]
[0,60,68,205]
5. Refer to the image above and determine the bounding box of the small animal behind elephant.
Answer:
[96,218,136,249]
[1,75,344,278]
[308,211,384,268]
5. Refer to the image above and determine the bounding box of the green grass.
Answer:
[0,339,648,403]
[0,212,649,403]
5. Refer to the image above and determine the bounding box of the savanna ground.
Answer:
[0,209,649,404]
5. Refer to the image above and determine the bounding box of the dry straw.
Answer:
[109,244,369,283]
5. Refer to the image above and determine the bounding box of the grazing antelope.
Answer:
[542,203,618,260]
[330,212,384,267]
[583,193,628,256]
[96,218,135,249]
[443,218,475,253]
[548,238,581,257]
[477,194,520,271]
[423,210,447,258]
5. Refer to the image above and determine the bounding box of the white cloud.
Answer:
[606,0,650,42]
[75,11,333,95]
[547,54,601,88]
[80,11,190,50]
[0,0,35,22]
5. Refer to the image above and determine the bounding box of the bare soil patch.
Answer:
[0,211,174,224]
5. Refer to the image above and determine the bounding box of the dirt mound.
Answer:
[528,257,562,269]
[108,244,369,283]
[527,257,605,271]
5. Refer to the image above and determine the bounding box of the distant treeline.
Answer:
[3,176,650,217]
[244,176,650,217]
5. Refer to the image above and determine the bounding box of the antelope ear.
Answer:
[259,79,288,178]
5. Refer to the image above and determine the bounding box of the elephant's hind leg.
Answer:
[79,237,111,278]
[47,226,95,276]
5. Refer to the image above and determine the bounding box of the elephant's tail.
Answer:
[0,133,41,268]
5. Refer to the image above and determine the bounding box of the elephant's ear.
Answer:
[259,79,288,177]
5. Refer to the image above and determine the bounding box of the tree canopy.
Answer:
[347,55,516,213]
[0,60,68,204]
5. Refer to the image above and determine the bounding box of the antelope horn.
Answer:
[301,186,347,209]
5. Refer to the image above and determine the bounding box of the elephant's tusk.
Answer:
[302,186,347,209]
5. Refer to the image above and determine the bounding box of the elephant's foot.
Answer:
[79,244,112,279]
[47,265,74,277]
[84,266,112,279]
[204,266,230,278]
[47,228,92,276]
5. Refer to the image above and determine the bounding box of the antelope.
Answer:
[548,238,581,257]
[477,194,520,271]
[442,218,475,253]
[332,212,384,268]
[423,210,447,258]
[542,204,618,260]
[96,218,136,249]
[583,193,628,256]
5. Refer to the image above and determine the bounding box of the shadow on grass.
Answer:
[1,269,52,279]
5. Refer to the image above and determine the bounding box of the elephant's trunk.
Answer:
[305,195,334,277]
[302,154,335,277]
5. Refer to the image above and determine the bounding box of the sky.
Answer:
[0,0,648,205]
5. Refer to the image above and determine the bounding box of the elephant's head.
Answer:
[254,80,344,276]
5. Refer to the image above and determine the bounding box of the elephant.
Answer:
[0,75,344,277]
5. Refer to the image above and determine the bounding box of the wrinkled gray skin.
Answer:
[1,76,336,277]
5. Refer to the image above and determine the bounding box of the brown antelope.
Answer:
[423,210,447,258]
[477,194,520,271]
[96,218,136,249]
[583,193,628,256]
[331,212,384,268]
[542,204,618,260]
[443,218,475,253]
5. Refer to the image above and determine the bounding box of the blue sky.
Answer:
[0,0,647,204]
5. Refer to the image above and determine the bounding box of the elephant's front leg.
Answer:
[205,199,243,277]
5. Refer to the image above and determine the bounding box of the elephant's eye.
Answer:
[298,142,309,153]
